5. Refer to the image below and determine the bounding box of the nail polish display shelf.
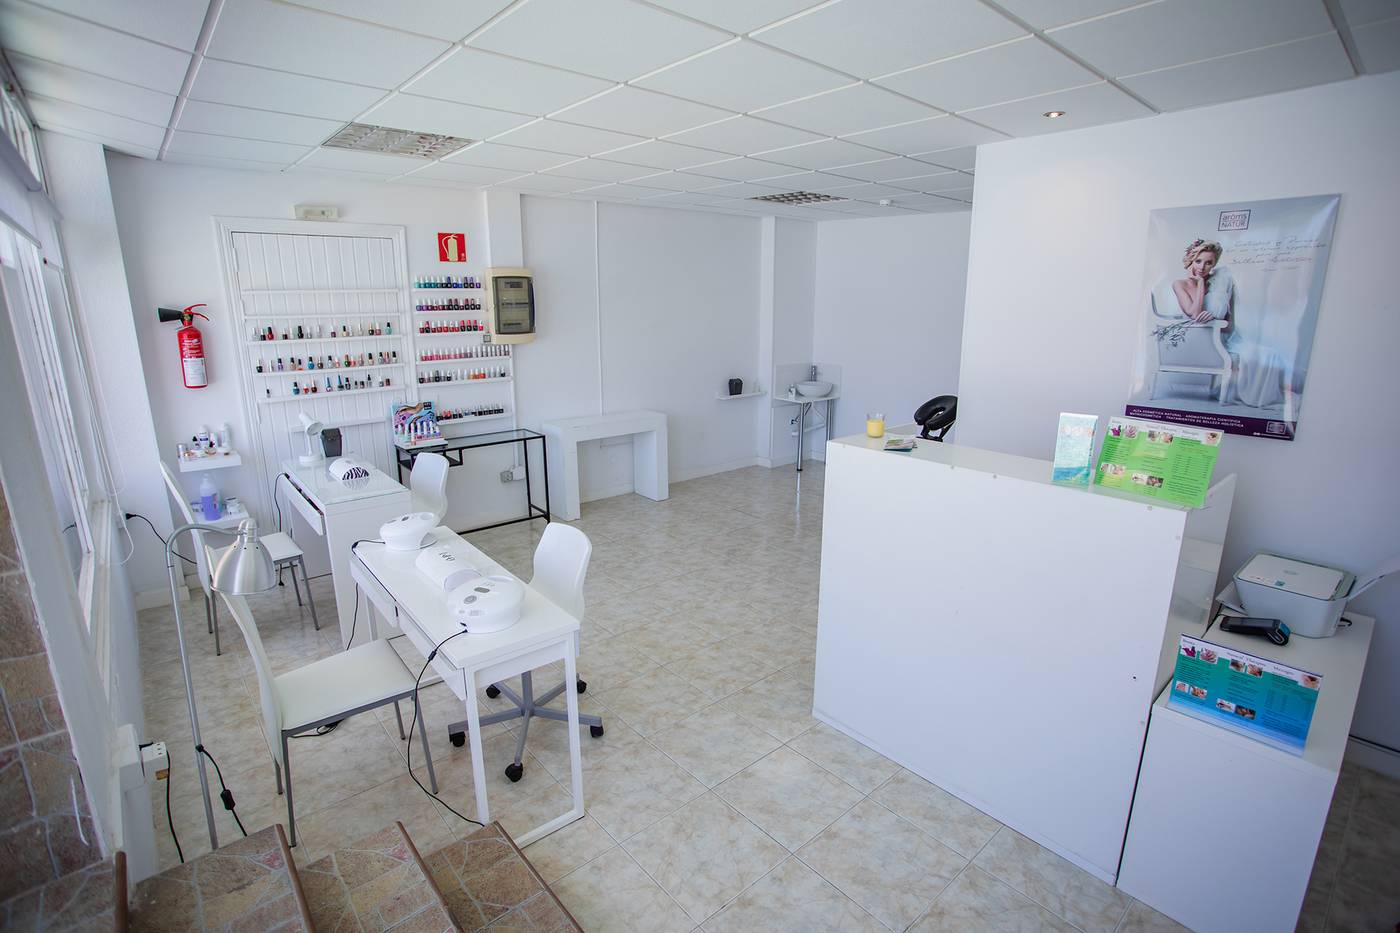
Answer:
[256,384,403,405]
[246,336,404,348]
[258,362,403,376]
[416,376,513,387]
[240,287,400,295]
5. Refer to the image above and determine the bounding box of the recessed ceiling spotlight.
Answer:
[1043,110,1067,119]
[322,122,472,159]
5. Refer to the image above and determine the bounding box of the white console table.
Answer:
[540,410,668,521]
[814,433,1236,883]
[1117,614,1374,932]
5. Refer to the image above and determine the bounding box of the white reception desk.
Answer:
[814,432,1236,883]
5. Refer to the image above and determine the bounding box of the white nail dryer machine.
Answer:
[380,512,437,551]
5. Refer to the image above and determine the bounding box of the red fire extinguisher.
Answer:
[157,303,210,389]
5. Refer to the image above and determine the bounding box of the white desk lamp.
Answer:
[298,412,324,465]
[164,519,276,850]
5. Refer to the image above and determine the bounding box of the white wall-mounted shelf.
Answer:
[241,287,399,295]
[258,362,402,376]
[716,389,766,400]
[415,330,492,339]
[177,451,243,472]
[257,384,402,405]
[416,376,513,387]
[438,412,512,427]
[247,336,404,347]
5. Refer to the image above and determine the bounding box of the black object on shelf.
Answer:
[728,378,743,396]
[914,395,957,442]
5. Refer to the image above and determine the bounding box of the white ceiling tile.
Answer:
[189,60,384,120]
[701,180,795,198]
[400,161,523,185]
[1048,0,1334,78]
[991,0,1146,30]
[10,53,175,125]
[751,170,862,192]
[844,115,1007,154]
[876,37,1098,113]
[636,40,849,111]
[915,145,977,171]
[1351,16,1400,74]
[470,0,729,82]
[961,81,1152,136]
[539,158,657,182]
[176,100,343,145]
[826,157,951,182]
[299,147,431,175]
[938,186,973,202]
[822,181,912,200]
[44,127,158,159]
[444,142,575,171]
[208,0,450,88]
[617,171,722,191]
[497,172,593,192]
[553,86,730,137]
[1339,0,1398,27]
[1123,34,1355,111]
[646,0,827,33]
[886,170,974,192]
[664,114,823,154]
[0,0,191,93]
[576,182,674,199]
[285,163,395,181]
[26,94,166,148]
[361,93,532,140]
[656,191,749,208]
[284,0,514,40]
[682,156,804,181]
[24,0,207,50]
[391,175,489,191]
[162,152,289,172]
[757,137,888,169]
[875,192,968,212]
[753,0,1024,78]
[753,83,940,136]
[490,119,646,156]
[166,130,312,162]
[404,48,614,116]
[600,139,730,169]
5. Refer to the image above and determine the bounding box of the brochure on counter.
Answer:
[1168,633,1321,755]
[1094,416,1220,508]
[1052,412,1098,486]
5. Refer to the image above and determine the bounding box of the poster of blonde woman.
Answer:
[1125,195,1339,441]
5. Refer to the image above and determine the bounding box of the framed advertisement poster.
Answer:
[1125,195,1339,441]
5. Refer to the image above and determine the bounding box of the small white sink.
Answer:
[796,380,833,397]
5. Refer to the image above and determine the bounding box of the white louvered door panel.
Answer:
[220,223,413,524]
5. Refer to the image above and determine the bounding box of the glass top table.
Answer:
[393,428,550,534]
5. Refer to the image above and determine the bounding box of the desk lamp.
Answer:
[164,519,276,850]
[298,412,324,465]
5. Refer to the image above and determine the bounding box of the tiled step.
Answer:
[422,822,580,932]
[0,854,120,931]
[129,824,313,931]
[300,821,457,932]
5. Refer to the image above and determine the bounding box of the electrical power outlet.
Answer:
[142,741,170,782]
[499,465,526,483]
[500,468,513,483]
[294,204,339,221]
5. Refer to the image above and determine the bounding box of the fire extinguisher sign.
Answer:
[438,232,466,263]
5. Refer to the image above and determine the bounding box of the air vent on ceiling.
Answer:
[750,191,848,205]
[322,122,472,159]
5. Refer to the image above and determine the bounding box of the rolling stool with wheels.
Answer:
[445,524,604,782]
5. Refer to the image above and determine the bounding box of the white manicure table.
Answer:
[540,410,667,521]
[349,527,585,845]
[279,458,410,647]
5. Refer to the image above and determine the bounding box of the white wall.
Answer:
[105,159,773,533]
[41,133,172,602]
[812,211,971,449]
[767,219,817,465]
[957,72,1400,753]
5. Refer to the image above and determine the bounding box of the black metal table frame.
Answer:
[394,429,550,535]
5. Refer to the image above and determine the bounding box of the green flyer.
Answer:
[1094,416,1221,508]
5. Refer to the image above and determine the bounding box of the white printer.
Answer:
[1234,552,1396,638]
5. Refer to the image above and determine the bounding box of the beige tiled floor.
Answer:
[139,461,1399,932]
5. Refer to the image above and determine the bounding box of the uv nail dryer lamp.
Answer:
[447,576,524,634]
[1234,552,1397,638]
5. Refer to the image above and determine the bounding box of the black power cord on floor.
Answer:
[197,745,248,838]
[406,629,484,829]
[125,512,198,566]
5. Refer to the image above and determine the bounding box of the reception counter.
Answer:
[813,432,1236,883]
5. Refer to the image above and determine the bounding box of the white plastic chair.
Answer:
[218,592,438,847]
[446,523,604,782]
[160,462,318,655]
[409,451,450,524]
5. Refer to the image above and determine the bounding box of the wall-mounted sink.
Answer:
[796,380,833,397]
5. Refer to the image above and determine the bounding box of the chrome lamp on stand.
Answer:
[164,518,277,851]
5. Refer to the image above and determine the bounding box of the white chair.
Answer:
[218,592,438,847]
[160,463,318,655]
[409,451,450,524]
[1148,288,1232,403]
[446,523,604,782]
